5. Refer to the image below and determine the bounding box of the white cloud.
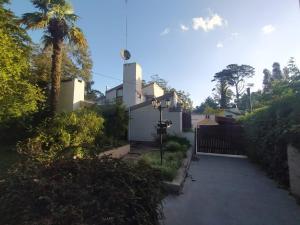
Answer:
[160,28,170,36]
[192,14,226,32]
[180,24,189,32]
[262,25,275,34]
[216,42,224,48]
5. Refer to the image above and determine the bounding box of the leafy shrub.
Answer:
[165,141,187,152]
[17,109,104,163]
[166,135,191,148]
[240,93,300,186]
[0,158,164,225]
[141,151,186,181]
[93,103,129,142]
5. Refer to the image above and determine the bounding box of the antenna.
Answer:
[121,0,131,61]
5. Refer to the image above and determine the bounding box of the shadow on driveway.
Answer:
[163,155,300,225]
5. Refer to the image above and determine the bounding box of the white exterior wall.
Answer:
[129,104,182,142]
[57,78,85,113]
[142,83,164,98]
[106,89,117,104]
[123,63,143,107]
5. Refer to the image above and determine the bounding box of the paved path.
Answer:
[163,155,300,225]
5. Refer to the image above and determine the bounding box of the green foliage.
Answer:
[18,109,104,163]
[166,135,191,148]
[165,141,186,152]
[0,158,164,225]
[240,93,300,186]
[0,2,45,124]
[143,136,189,181]
[194,96,218,114]
[93,103,129,142]
[31,44,93,86]
[141,151,185,181]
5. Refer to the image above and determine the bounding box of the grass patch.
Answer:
[141,150,186,181]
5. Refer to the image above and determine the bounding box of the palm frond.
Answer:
[41,33,53,50]
[31,0,49,12]
[21,12,49,29]
[68,26,87,48]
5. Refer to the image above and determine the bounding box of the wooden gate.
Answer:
[196,125,245,155]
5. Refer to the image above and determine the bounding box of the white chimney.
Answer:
[123,63,143,107]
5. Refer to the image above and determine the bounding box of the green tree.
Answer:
[225,64,255,107]
[0,0,44,123]
[194,97,218,114]
[212,70,233,108]
[263,69,272,93]
[272,62,284,80]
[21,0,87,115]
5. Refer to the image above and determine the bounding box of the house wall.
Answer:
[191,114,216,128]
[57,78,85,113]
[142,83,164,98]
[129,103,182,142]
[123,63,143,107]
[106,89,117,104]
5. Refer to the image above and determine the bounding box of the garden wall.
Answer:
[288,145,300,198]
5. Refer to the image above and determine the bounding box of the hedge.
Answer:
[0,158,164,225]
[240,93,300,186]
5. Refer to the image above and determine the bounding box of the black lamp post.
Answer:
[152,98,172,165]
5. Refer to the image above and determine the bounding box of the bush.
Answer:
[141,151,186,181]
[0,158,164,225]
[93,103,128,142]
[164,141,187,152]
[17,109,104,163]
[240,93,300,187]
[166,135,191,148]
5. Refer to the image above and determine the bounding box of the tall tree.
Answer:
[212,70,233,108]
[21,0,87,115]
[0,0,44,123]
[263,69,272,93]
[225,64,255,107]
[31,44,93,91]
[272,62,284,80]
[286,57,300,79]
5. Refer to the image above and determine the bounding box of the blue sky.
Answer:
[9,0,300,106]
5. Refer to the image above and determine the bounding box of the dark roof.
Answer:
[106,84,123,93]
[130,92,174,111]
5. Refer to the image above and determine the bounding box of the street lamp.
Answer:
[152,98,172,165]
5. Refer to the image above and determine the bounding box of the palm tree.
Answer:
[21,0,87,115]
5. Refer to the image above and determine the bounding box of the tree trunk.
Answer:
[50,39,63,116]
[235,84,240,108]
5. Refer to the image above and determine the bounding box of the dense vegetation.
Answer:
[0,1,164,224]
[240,59,300,186]
[0,158,164,225]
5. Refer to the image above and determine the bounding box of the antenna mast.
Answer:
[125,0,128,49]
[120,0,131,61]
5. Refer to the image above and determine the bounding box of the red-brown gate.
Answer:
[196,125,245,155]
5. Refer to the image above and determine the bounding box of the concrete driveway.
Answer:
[162,155,300,225]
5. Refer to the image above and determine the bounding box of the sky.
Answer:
[9,0,300,106]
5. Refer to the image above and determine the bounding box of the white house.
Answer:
[57,62,184,143]
[102,62,183,142]
[104,63,165,106]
